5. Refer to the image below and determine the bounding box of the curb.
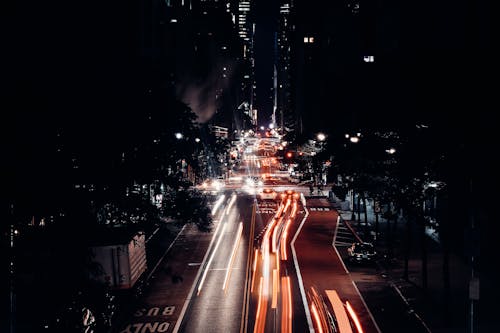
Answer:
[337,213,433,333]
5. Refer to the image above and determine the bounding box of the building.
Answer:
[89,229,147,290]
[276,1,296,134]
[210,125,229,139]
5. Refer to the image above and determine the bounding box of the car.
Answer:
[347,242,377,263]
[259,188,278,200]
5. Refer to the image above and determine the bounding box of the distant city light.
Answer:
[195,138,201,143]
[260,126,265,130]
[345,134,350,138]
[350,137,360,143]
[269,123,275,129]
[363,55,375,63]
[170,19,178,23]
[304,36,314,43]
[175,133,183,140]
[385,148,396,154]
[317,133,326,141]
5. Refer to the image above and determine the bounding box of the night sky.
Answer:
[254,0,280,125]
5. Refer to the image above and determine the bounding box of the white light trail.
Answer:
[226,193,237,215]
[222,222,243,291]
[211,194,226,215]
[197,223,227,295]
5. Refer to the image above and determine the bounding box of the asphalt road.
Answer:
[294,198,381,333]
[180,194,253,333]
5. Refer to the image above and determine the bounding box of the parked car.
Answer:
[347,242,377,263]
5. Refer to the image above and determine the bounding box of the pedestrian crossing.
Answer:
[307,207,330,211]
[334,221,356,247]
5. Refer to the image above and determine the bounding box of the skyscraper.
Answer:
[276,1,296,134]
[236,0,257,128]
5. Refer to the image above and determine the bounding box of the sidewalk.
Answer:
[335,198,472,333]
[112,222,215,333]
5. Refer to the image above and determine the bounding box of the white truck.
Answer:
[89,231,147,289]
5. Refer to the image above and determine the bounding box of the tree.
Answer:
[162,188,213,231]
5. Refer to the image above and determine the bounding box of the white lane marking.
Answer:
[351,281,382,333]
[172,208,226,333]
[335,215,382,333]
[332,215,349,274]
[147,224,187,281]
[291,205,315,333]
[223,222,244,291]
[198,223,228,295]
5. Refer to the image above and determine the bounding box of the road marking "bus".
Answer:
[120,322,170,333]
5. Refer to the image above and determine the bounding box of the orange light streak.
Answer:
[290,201,297,218]
[251,250,260,293]
[272,221,279,253]
[254,277,267,333]
[275,249,280,272]
[253,249,259,272]
[281,276,293,333]
[272,269,278,308]
[275,204,284,218]
[279,219,291,260]
[311,303,324,333]
[283,198,291,214]
[346,301,364,333]
[325,290,353,333]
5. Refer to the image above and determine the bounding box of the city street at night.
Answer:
[4,1,497,332]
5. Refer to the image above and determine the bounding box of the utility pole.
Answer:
[9,203,16,333]
[468,179,479,333]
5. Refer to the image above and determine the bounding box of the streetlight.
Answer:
[175,133,183,140]
[350,136,360,143]
[317,133,326,141]
[346,132,361,143]
[195,138,201,143]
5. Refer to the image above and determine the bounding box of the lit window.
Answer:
[363,55,375,63]
[309,37,314,43]
[304,37,309,43]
